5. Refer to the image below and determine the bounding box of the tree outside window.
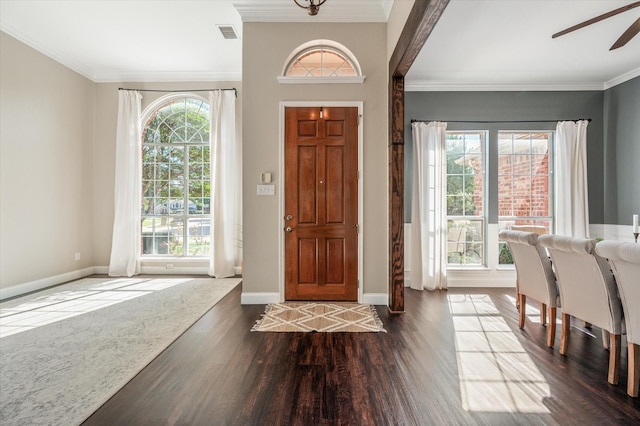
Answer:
[141,97,211,257]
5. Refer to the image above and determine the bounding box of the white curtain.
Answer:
[108,90,142,277]
[555,120,590,238]
[209,90,239,278]
[410,121,448,290]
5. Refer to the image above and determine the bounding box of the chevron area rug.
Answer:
[0,276,240,426]
[251,302,386,332]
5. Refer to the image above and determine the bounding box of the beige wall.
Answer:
[0,32,242,291]
[2,20,390,298]
[242,23,388,297]
[0,32,95,289]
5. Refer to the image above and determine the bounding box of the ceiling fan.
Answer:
[552,1,640,50]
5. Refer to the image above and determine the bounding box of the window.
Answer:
[278,39,365,84]
[141,97,211,257]
[446,132,486,266]
[498,132,553,264]
[285,47,357,77]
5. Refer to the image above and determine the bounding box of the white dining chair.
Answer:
[499,230,559,347]
[539,234,624,385]
[595,241,640,397]
[509,225,548,319]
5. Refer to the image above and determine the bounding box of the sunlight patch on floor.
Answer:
[503,294,561,325]
[0,278,191,338]
[449,294,551,413]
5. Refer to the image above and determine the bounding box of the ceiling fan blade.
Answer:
[552,1,640,39]
[611,17,640,49]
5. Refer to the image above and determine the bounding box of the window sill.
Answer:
[141,257,208,264]
[496,265,516,271]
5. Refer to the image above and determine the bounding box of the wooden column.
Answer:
[388,76,405,312]
[388,0,450,313]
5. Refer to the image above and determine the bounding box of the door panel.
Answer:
[285,106,358,301]
[325,146,344,224]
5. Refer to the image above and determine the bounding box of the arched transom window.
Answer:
[286,47,357,77]
[279,39,365,84]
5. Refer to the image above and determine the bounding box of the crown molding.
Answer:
[231,0,388,22]
[405,81,607,92]
[407,68,640,92]
[604,67,640,90]
[2,22,241,83]
[91,71,243,83]
[1,19,94,81]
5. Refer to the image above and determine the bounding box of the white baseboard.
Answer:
[241,292,280,305]
[362,293,388,306]
[140,266,210,275]
[0,267,96,301]
[94,266,109,274]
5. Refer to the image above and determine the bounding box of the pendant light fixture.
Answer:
[293,0,327,16]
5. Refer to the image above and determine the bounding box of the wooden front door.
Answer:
[284,106,358,301]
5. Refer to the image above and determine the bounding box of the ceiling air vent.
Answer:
[217,25,239,40]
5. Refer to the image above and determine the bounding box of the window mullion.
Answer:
[184,143,189,257]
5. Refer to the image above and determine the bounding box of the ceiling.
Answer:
[1,0,639,90]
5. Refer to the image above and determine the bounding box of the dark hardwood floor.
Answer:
[83,285,640,425]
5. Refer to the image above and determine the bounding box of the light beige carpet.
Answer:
[0,276,241,426]
[251,302,386,332]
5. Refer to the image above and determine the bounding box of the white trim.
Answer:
[140,266,211,275]
[590,223,638,243]
[405,81,607,92]
[94,266,109,274]
[241,292,280,305]
[278,101,364,303]
[0,267,95,301]
[447,269,516,288]
[232,1,387,23]
[604,67,640,90]
[0,19,94,81]
[92,71,242,84]
[0,18,242,83]
[277,76,365,84]
[362,293,388,306]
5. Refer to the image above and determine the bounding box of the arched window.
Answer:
[141,95,211,257]
[278,39,365,84]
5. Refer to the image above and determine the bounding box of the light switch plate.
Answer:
[257,184,275,196]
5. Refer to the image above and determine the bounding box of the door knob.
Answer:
[285,226,294,232]
[285,214,293,221]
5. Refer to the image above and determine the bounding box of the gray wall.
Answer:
[404,91,605,224]
[603,76,640,226]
